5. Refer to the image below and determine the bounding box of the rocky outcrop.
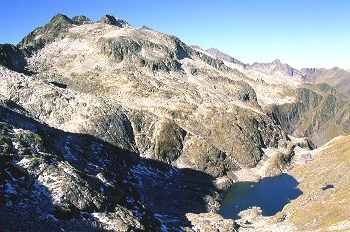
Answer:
[98,34,185,72]
[0,44,27,73]
[100,15,132,28]
[266,85,350,146]
[71,15,93,25]
[186,213,239,231]
[178,135,229,177]
[98,36,141,63]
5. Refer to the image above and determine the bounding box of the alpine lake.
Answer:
[218,173,303,219]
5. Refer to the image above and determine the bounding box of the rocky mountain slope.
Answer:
[301,67,350,97]
[1,13,350,231]
[207,49,350,146]
[282,135,350,231]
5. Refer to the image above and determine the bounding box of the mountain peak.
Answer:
[247,59,302,79]
[17,13,76,54]
[206,48,245,66]
[100,14,132,28]
[49,13,74,25]
[71,15,93,25]
[272,59,282,64]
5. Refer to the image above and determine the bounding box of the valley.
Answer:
[1,14,350,231]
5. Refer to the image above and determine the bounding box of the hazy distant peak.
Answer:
[100,14,132,28]
[251,59,283,66]
[140,25,153,30]
[272,59,281,64]
[206,48,245,66]
[331,66,342,71]
[248,59,302,79]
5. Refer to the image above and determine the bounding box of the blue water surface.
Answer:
[218,173,302,219]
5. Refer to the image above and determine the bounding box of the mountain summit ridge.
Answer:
[207,46,350,97]
[99,14,132,28]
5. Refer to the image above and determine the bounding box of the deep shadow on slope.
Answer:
[0,44,32,74]
[0,110,111,231]
[0,105,217,230]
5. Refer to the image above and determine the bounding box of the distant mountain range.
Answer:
[0,13,349,231]
[206,48,350,97]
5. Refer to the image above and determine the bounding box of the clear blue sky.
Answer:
[1,0,349,69]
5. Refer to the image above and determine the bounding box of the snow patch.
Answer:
[154,214,184,232]
[5,201,13,207]
[63,144,77,161]
[96,172,114,187]
[5,182,17,194]
[46,214,59,222]
[17,157,32,167]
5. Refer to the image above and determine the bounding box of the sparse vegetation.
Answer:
[276,136,350,231]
